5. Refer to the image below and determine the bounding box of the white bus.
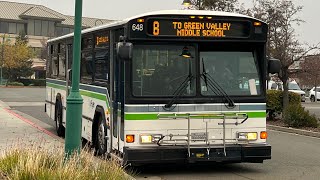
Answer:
[45,10,280,166]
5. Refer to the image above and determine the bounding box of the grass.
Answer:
[0,145,132,180]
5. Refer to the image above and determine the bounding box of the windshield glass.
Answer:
[200,51,261,96]
[132,45,196,96]
[288,83,301,90]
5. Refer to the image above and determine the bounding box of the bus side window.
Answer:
[58,43,66,80]
[80,51,93,84]
[93,30,110,87]
[51,44,59,77]
[46,44,53,78]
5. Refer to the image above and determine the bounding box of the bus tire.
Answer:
[94,113,108,156]
[55,99,65,137]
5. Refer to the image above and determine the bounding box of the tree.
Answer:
[299,55,320,89]
[250,0,319,110]
[184,0,245,12]
[2,35,33,85]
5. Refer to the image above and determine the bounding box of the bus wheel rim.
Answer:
[98,123,105,150]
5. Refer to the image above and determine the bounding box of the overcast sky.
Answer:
[7,0,319,46]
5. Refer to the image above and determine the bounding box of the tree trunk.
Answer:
[281,71,289,111]
[5,68,11,87]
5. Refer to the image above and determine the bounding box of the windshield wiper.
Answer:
[201,58,235,109]
[164,60,193,109]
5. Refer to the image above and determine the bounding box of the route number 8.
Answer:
[153,21,160,36]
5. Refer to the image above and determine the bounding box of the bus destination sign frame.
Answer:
[146,18,252,39]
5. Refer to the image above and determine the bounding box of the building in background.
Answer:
[0,1,112,79]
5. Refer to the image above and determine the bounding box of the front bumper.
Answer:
[123,144,271,166]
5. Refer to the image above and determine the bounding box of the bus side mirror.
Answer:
[116,42,133,61]
[268,58,281,74]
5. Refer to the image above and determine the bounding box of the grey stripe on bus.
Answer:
[123,104,266,112]
[239,104,266,111]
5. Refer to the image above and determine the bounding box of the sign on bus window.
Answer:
[95,31,109,48]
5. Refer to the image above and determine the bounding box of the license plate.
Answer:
[191,132,207,140]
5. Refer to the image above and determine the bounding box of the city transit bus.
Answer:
[45,10,280,166]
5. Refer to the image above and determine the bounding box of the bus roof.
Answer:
[48,10,262,43]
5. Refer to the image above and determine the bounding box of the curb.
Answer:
[267,124,320,138]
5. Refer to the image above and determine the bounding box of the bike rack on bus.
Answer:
[157,113,248,158]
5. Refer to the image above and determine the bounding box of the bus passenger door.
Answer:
[112,51,121,152]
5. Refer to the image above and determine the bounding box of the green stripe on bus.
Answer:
[125,112,266,120]
[46,82,109,108]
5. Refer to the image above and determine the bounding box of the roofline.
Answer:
[48,10,265,43]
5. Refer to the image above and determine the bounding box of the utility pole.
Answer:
[65,0,84,157]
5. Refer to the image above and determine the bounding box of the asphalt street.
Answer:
[1,87,320,180]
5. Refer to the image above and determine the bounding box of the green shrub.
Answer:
[283,104,319,128]
[19,79,32,86]
[267,90,301,113]
[7,82,24,86]
[31,79,46,86]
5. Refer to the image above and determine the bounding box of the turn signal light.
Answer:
[126,135,135,143]
[260,131,268,139]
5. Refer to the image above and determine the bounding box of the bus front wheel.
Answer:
[94,114,108,156]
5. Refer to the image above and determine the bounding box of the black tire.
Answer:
[311,96,315,102]
[55,100,65,137]
[94,114,108,156]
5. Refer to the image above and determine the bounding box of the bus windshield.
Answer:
[200,51,261,96]
[132,45,196,96]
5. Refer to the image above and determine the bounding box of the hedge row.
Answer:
[266,90,301,113]
[267,90,319,128]
[18,79,46,86]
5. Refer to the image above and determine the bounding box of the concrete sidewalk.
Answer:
[0,100,62,151]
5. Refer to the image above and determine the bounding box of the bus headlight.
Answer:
[237,132,258,141]
[140,134,163,144]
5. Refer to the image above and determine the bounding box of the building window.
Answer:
[56,27,62,36]
[48,21,55,37]
[8,23,17,34]
[34,20,42,36]
[63,27,70,35]
[41,21,49,37]
[17,23,26,34]
[27,19,34,35]
[0,22,9,33]
[27,19,55,37]
[56,27,72,36]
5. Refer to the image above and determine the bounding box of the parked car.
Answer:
[267,80,306,102]
[309,87,320,102]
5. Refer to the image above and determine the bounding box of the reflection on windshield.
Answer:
[200,51,261,96]
[132,45,196,96]
[288,83,301,90]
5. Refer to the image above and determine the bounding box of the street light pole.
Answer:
[65,0,84,157]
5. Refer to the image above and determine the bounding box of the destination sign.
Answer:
[147,18,251,38]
